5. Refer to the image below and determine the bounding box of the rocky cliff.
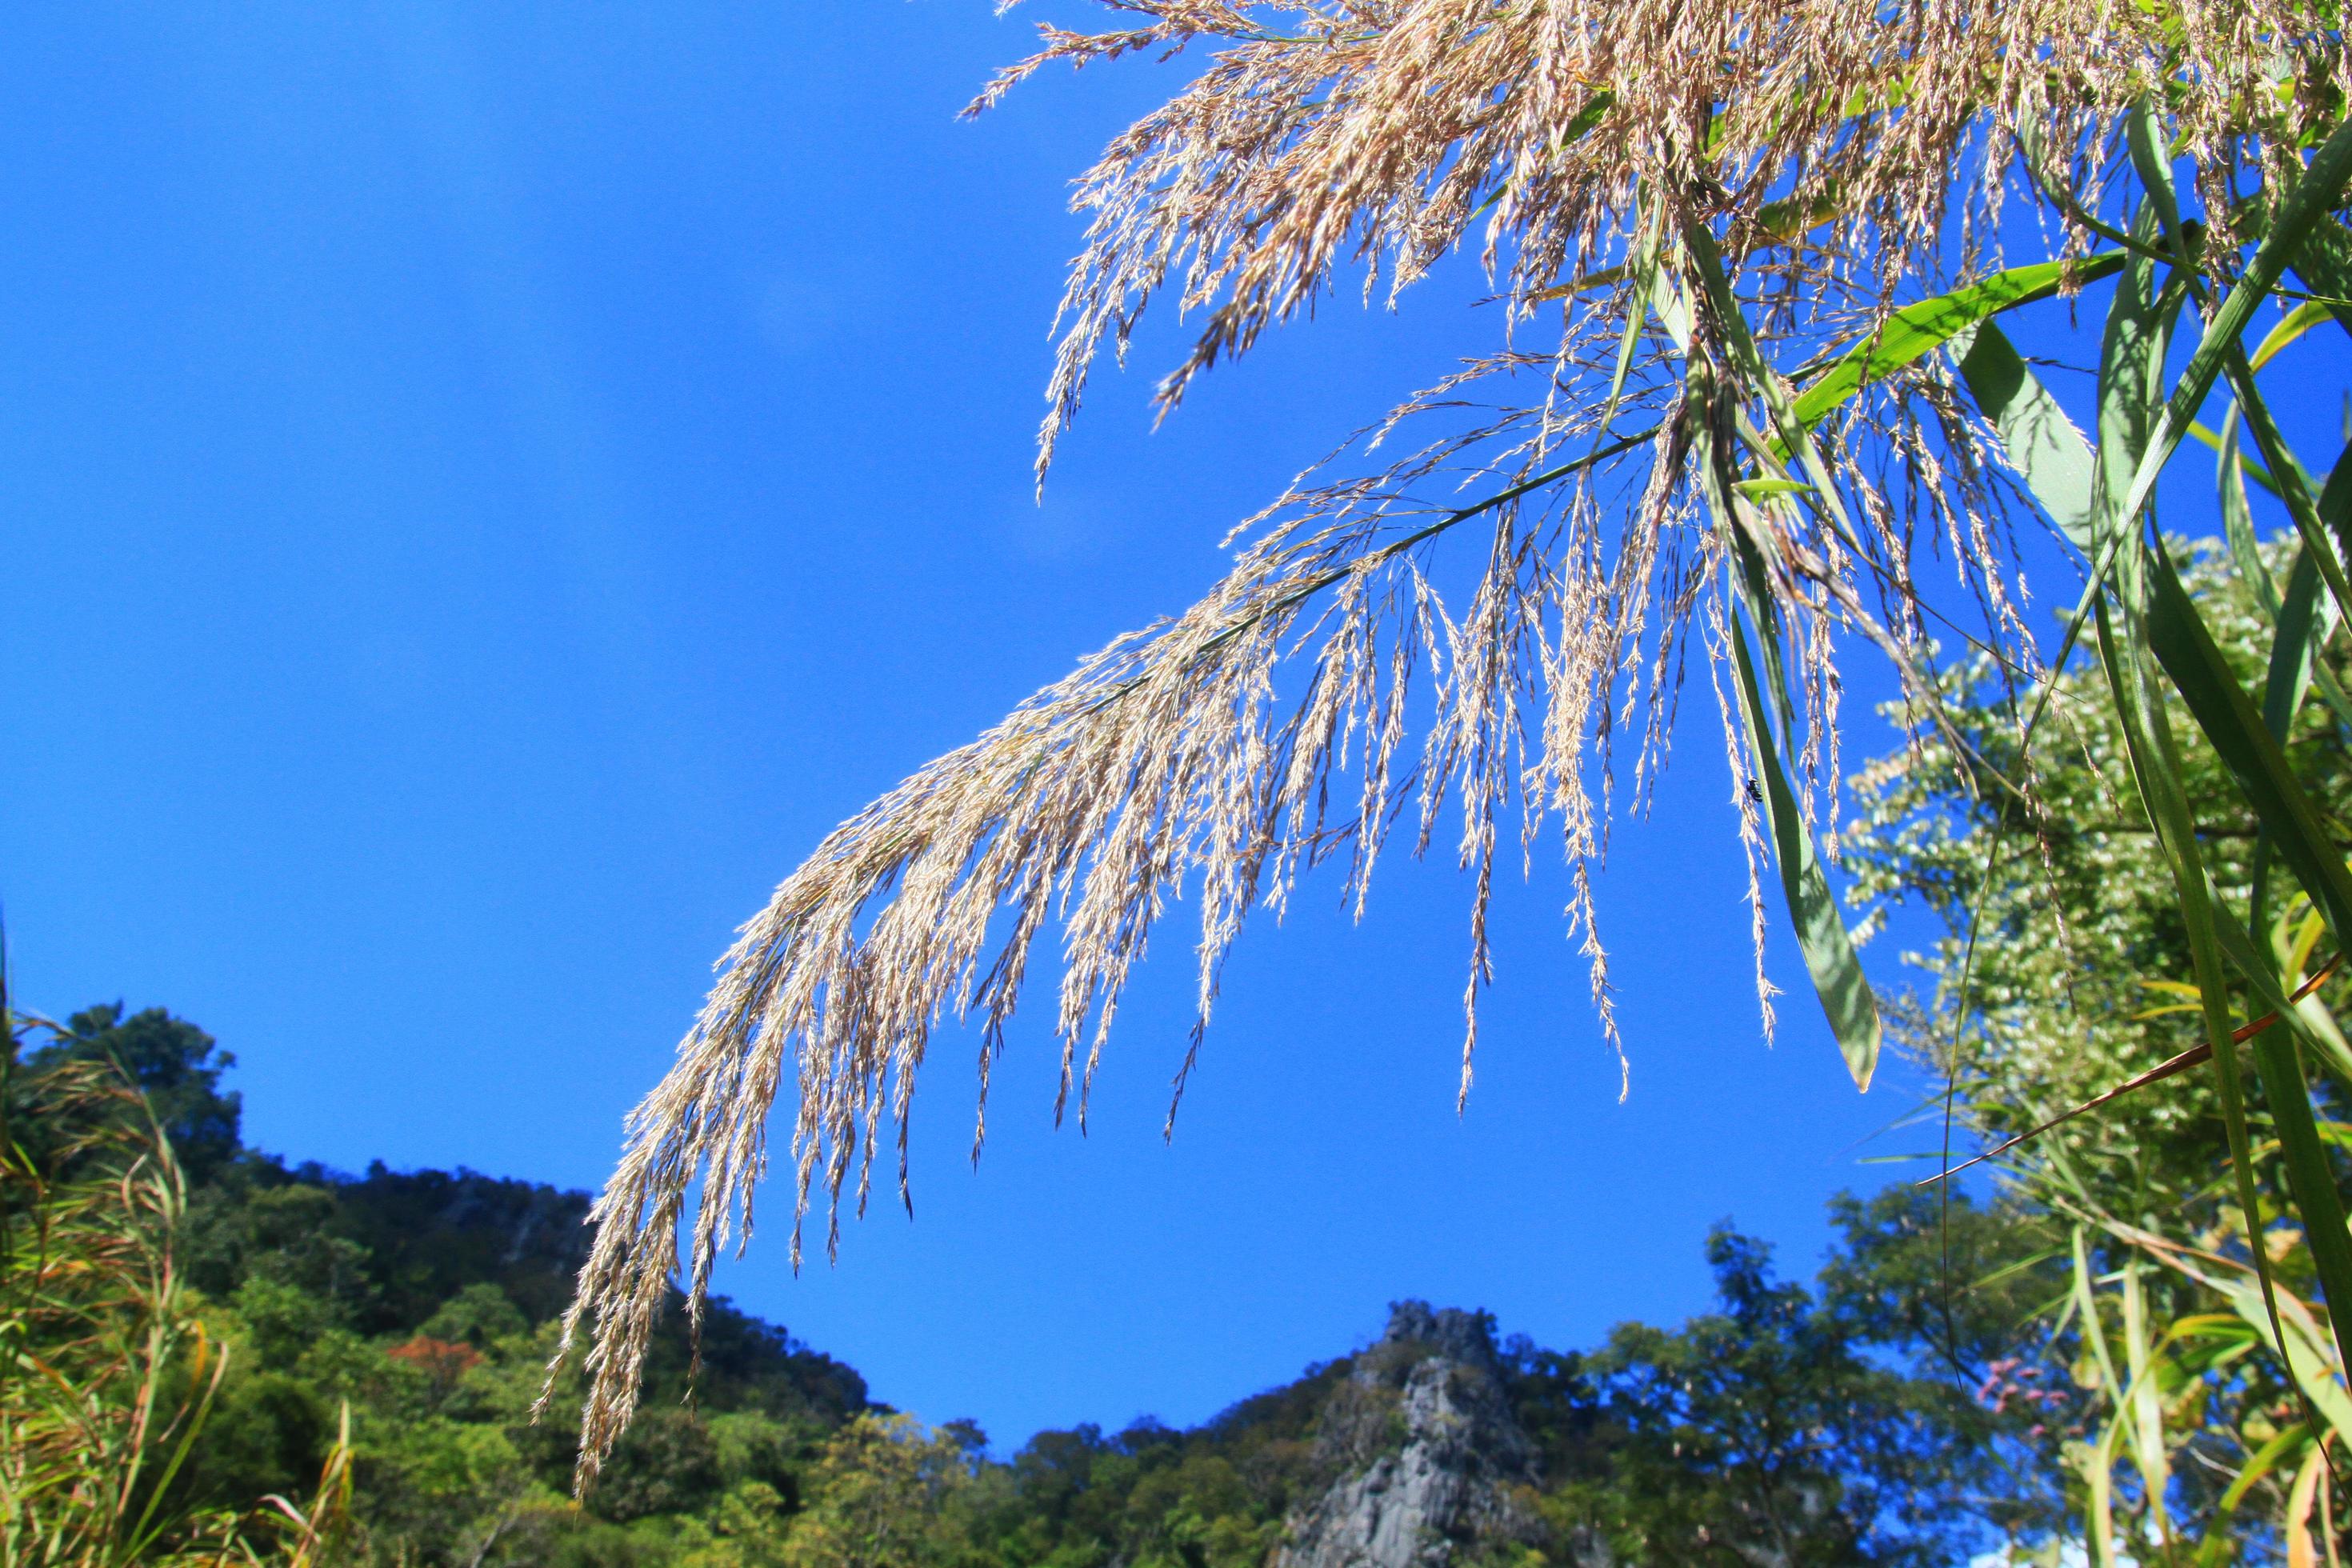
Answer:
[1273,1303,1541,1568]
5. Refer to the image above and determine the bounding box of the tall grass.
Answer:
[0,972,350,1566]
[552,0,2352,1496]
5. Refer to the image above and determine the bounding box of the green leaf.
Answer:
[1750,188,1847,246]
[2093,207,2179,572]
[1788,252,2127,434]
[2190,419,2287,500]
[2090,589,2293,1418]
[1558,90,1613,146]
[1730,477,1814,498]
[2103,114,2352,563]
[1668,285,1884,1093]
[2145,554,2352,945]
[2222,359,2352,627]
[2288,214,2352,340]
[1718,537,1882,1091]
[1952,321,2094,550]
[2138,466,2352,1388]
[2216,410,2279,621]
[2126,100,2190,270]
[2265,446,2352,745]
[1958,241,2352,928]
[2164,426,2352,1374]
[1965,270,2352,1385]
[1685,226,1861,534]
[1583,210,1659,448]
[2215,1274,2352,1436]
[2070,1226,2124,1409]
[2204,1422,2315,1564]
[2252,300,2336,371]
[2082,221,2314,1431]
[1962,326,2352,753]
[1682,226,1951,730]
[2206,898,2352,1365]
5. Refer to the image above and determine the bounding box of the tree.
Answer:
[1845,548,2352,1558]
[780,1415,982,1568]
[1533,1217,2038,1567]
[14,1003,242,1185]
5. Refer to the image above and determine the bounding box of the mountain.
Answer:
[1274,1304,1540,1568]
[18,1002,2027,1566]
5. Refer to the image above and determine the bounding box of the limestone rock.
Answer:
[1274,1303,1539,1568]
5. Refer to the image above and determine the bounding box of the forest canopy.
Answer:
[7,998,2048,1566]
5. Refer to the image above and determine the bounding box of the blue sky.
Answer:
[3,1,2286,1450]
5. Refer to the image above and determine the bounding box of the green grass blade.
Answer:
[1584,209,1658,455]
[2204,886,2352,1326]
[2207,416,2352,1379]
[2204,907,2352,1376]
[2102,114,2352,555]
[2210,888,2352,1093]
[119,1332,228,1563]
[2078,220,2319,1441]
[2214,1271,2352,1435]
[2266,446,2352,743]
[2092,590,2298,1430]
[2126,102,2192,270]
[1953,320,2096,550]
[1786,252,2127,434]
[1683,226,1859,538]
[2217,408,2280,620]
[2288,214,2352,340]
[2071,1225,2124,1402]
[1960,318,2352,756]
[2118,1256,2172,1531]
[1678,361,1882,1090]
[2272,544,2333,734]
[2252,300,2336,371]
[2218,1423,2313,1518]
[1724,574,1882,1090]
[2094,207,2177,575]
[1950,219,2176,758]
[2191,418,2290,499]
[1682,228,1957,736]
[2222,356,2352,626]
[2145,552,2352,943]
[2148,546,2352,1369]
[2253,442,2352,943]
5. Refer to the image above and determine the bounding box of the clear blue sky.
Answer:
[0,0,2198,1450]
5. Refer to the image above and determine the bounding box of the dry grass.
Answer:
[543,0,2349,1486]
[0,1050,352,1566]
[1001,0,2315,476]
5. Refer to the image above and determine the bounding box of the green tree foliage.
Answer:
[1847,542,2352,1205]
[1846,544,2352,1559]
[777,1415,983,1568]
[22,1000,2057,1565]
[11,1005,242,1187]
[1526,1208,2054,1566]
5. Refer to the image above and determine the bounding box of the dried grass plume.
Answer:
[540,0,2348,1486]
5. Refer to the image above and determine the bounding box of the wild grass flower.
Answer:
[546,0,2352,1485]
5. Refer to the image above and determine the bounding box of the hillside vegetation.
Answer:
[19,554,2352,1562]
[10,1004,2030,1567]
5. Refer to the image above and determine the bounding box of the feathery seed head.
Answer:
[544,0,2348,1489]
